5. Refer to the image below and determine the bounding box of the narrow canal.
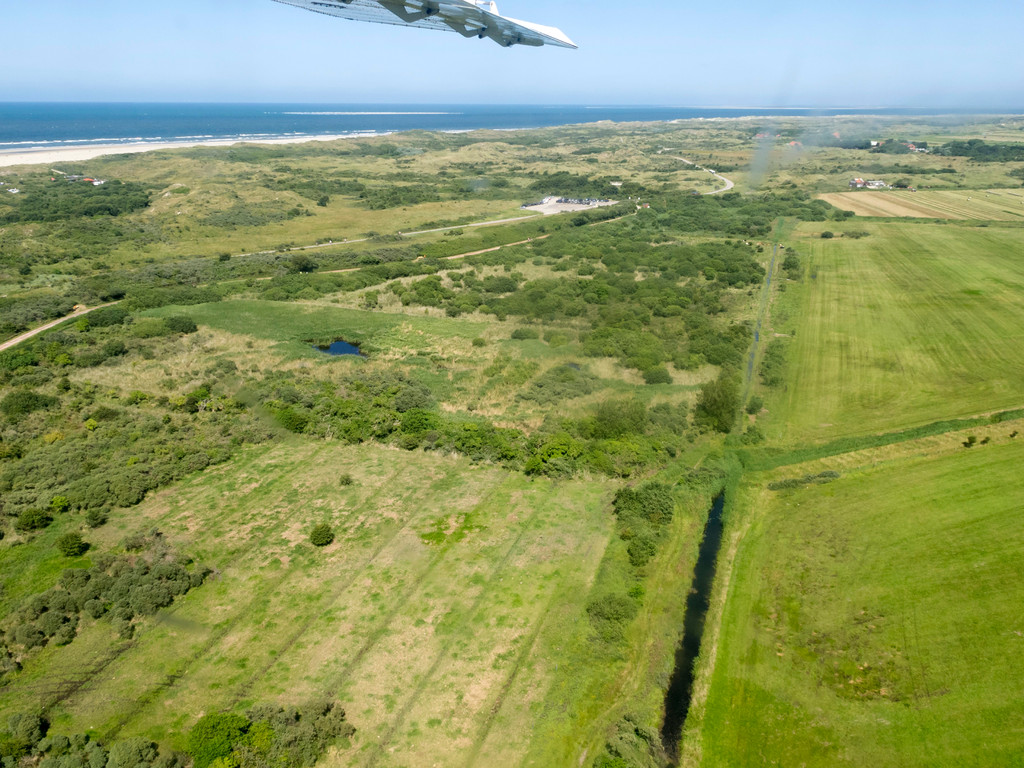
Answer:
[660,491,727,762]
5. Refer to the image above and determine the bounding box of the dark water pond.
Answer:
[313,340,363,356]
[660,492,726,761]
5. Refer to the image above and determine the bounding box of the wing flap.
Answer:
[271,0,577,48]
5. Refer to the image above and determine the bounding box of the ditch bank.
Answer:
[660,491,727,762]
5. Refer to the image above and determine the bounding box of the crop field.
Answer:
[819,189,1024,220]
[0,439,615,767]
[764,221,1024,446]
[690,429,1024,767]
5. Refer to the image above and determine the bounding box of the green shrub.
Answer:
[131,317,171,339]
[50,495,72,514]
[781,254,802,278]
[1,389,58,417]
[106,737,159,768]
[15,508,52,532]
[275,407,310,433]
[310,524,334,547]
[187,713,250,768]
[642,366,672,385]
[510,327,540,340]
[518,365,596,405]
[586,594,639,641]
[165,315,199,334]
[56,533,88,557]
[741,424,766,445]
[694,371,739,433]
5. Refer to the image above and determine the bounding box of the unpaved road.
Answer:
[0,302,119,353]
[658,150,735,194]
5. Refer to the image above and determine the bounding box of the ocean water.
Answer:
[0,103,992,152]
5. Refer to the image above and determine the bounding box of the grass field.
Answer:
[0,440,616,767]
[819,189,1024,220]
[142,299,703,427]
[689,430,1024,767]
[764,221,1024,445]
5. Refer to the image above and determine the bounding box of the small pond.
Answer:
[313,340,364,357]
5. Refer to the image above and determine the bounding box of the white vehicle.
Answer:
[272,0,577,48]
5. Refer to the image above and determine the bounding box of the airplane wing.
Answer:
[271,0,577,49]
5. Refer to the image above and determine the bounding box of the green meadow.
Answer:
[0,440,615,767]
[690,432,1024,767]
[766,220,1024,446]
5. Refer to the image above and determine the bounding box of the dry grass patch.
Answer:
[820,189,1024,220]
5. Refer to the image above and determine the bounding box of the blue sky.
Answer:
[4,0,1023,107]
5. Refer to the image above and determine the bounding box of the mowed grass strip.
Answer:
[696,438,1024,768]
[0,440,613,766]
[769,221,1024,445]
[819,189,1024,220]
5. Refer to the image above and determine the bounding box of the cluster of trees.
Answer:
[393,230,760,376]
[200,201,307,230]
[527,170,648,199]
[260,369,688,479]
[187,702,353,768]
[934,139,1024,162]
[850,162,957,177]
[0,698,352,768]
[0,715,185,768]
[693,370,741,433]
[0,179,151,224]
[650,191,840,236]
[0,531,208,684]
[612,483,676,570]
[0,294,78,340]
[0,318,270,526]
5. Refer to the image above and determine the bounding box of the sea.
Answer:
[0,103,1001,153]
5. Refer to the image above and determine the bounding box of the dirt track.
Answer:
[0,303,119,353]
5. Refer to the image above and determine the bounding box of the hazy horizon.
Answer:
[6,1,1023,107]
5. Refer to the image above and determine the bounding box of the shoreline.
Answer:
[0,133,387,168]
[2,108,1017,169]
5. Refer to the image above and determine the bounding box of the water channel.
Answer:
[660,491,727,762]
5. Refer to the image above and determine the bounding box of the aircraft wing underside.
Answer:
[271,0,577,49]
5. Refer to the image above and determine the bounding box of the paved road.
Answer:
[0,302,119,353]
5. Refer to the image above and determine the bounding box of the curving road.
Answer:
[658,149,735,194]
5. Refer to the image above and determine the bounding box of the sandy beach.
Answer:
[0,133,373,168]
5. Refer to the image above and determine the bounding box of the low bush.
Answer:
[310,523,334,547]
[55,532,88,557]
